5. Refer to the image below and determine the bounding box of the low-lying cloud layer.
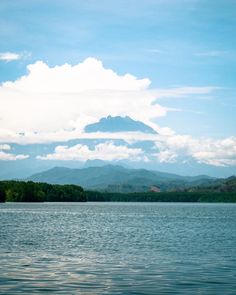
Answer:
[37,141,145,162]
[155,135,236,167]
[0,144,28,161]
[36,135,236,167]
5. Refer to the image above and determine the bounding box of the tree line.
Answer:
[86,190,236,203]
[0,181,86,202]
[0,180,236,203]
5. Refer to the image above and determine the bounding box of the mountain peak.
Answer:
[84,116,157,134]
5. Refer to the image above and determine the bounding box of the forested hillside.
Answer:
[28,165,215,192]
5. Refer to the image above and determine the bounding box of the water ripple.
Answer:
[0,202,236,294]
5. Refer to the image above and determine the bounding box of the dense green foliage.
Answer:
[86,191,236,203]
[0,180,236,203]
[0,181,86,202]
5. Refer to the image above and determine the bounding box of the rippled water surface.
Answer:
[1,202,236,294]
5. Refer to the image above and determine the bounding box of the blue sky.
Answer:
[0,0,236,177]
[1,0,236,134]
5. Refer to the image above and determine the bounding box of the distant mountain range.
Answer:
[0,115,236,180]
[84,115,157,133]
[28,164,216,193]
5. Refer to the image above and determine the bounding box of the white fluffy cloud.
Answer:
[37,141,145,162]
[0,57,214,142]
[34,130,236,167]
[154,135,236,167]
[155,150,178,163]
[0,144,28,161]
[1,57,230,167]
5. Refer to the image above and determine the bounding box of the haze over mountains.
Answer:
[28,164,215,193]
[0,115,236,180]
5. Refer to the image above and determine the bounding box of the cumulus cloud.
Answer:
[37,141,145,162]
[191,137,236,167]
[155,150,178,163]
[154,135,236,167]
[0,52,21,62]
[30,129,236,167]
[1,57,229,167]
[0,144,29,161]
[0,57,215,143]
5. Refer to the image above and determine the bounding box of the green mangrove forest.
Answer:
[0,180,236,203]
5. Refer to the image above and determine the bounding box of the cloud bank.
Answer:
[37,141,145,162]
[35,134,236,167]
[1,57,234,168]
[155,135,236,167]
[0,57,214,142]
[0,144,28,161]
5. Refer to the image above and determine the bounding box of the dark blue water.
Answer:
[0,202,236,294]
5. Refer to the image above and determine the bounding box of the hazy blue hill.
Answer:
[84,115,157,134]
[83,159,108,168]
[28,165,215,192]
[188,175,236,193]
[1,140,236,180]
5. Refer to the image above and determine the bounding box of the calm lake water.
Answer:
[0,202,236,294]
